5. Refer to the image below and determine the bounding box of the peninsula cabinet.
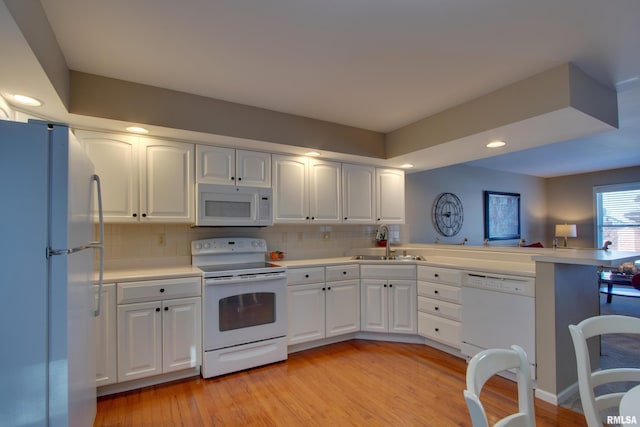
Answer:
[272,155,341,224]
[116,277,201,383]
[287,265,360,345]
[360,265,416,334]
[196,145,271,187]
[417,266,462,349]
[76,130,194,223]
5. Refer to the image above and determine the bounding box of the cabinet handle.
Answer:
[344,217,348,220]
[155,307,160,312]
[389,284,393,287]
[322,287,326,291]
[132,213,137,218]
[435,307,439,310]
[306,216,310,220]
[343,271,347,275]
[142,213,147,218]
[327,287,331,290]
[231,176,235,180]
[434,274,439,278]
[311,217,315,220]
[305,274,309,278]
[435,328,439,332]
[434,290,439,294]
[164,306,169,311]
[160,288,165,293]
[384,284,387,287]
[238,177,242,181]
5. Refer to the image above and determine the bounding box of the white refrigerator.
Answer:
[0,119,104,427]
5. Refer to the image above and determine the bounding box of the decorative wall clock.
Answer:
[432,192,464,237]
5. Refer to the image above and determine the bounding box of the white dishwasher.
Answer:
[461,272,536,378]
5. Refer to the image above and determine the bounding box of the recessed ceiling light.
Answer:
[8,94,43,107]
[486,140,506,148]
[400,163,414,169]
[126,126,149,134]
[305,151,321,156]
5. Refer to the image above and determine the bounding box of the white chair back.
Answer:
[464,345,536,427]
[569,314,640,427]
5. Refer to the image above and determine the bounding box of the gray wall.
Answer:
[405,164,547,246]
[545,165,640,248]
[406,164,640,248]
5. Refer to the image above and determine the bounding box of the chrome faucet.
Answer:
[377,224,391,259]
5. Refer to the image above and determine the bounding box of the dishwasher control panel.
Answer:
[463,273,535,297]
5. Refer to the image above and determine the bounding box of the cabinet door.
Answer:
[389,280,417,334]
[78,131,139,222]
[325,279,360,337]
[162,297,201,373]
[236,150,271,187]
[360,279,388,332]
[140,139,194,222]
[342,163,375,223]
[287,283,325,344]
[376,168,405,224]
[117,301,162,382]
[94,283,117,386]
[272,155,309,223]
[309,159,341,223]
[196,145,234,184]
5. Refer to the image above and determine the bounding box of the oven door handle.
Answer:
[204,273,286,286]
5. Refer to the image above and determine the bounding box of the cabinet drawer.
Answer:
[417,282,461,303]
[418,266,460,286]
[287,267,325,285]
[326,264,359,282]
[117,277,201,304]
[361,264,416,280]
[418,312,461,349]
[417,296,461,321]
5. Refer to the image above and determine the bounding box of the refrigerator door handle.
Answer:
[89,174,105,317]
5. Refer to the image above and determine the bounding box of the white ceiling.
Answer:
[8,0,640,177]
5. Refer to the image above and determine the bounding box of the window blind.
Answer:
[594,182,640,251]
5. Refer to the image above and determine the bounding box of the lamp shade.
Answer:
[555,224,577,238]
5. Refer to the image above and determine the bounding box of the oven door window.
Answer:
[219,292,275,331]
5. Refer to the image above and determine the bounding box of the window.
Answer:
[594,182,640,251]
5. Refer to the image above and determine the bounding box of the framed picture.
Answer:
[484,191,521,241]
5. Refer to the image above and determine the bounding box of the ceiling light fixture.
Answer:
[486,140,506,148]
[305,151,321,156]
[126,126,149,134]
[400,163,414,169]
[8,93,43,107]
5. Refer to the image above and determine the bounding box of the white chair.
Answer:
[464,345,536,427]
[569,314,640,427]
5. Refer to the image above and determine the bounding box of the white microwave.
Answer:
[196,184,274,226]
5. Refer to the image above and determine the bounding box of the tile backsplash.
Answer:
[102,223,408,269]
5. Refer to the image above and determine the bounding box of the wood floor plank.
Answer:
[94,340,587,426]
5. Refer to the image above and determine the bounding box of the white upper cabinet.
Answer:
[139,138,194,223]
[308,159,341,223]
[77,131,139,222]
[77,130,194,223]
[272,155,341,224]
[197,145,271,187]
[342,163,375,223]
[375,168,405,224]
[272,155,309,223]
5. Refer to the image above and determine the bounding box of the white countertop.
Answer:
[102,265,203,283]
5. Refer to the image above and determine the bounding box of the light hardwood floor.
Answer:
[94,340,586,426]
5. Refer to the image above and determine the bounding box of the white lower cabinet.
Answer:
[417,266,462,349]
[287,265,360,345]
[360,265,417,334]
[116,277,201,383]
[94,283,117,386]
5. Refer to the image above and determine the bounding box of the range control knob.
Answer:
[203,242,211,249]
[194,243,202,250]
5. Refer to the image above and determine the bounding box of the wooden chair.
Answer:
[568,315,640,427]
[464,345,536,427]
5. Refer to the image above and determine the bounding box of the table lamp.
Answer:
[555,224,577,247]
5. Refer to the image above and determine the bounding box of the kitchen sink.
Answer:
[351,254,425,261]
